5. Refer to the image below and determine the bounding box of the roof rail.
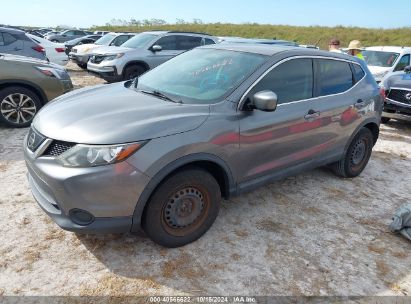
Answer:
[167,31,212,36]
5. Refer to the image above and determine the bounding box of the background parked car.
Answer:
[380,65,411,123]
[69,33,135,69]
[363,46,411,83]
[64,34,102,55]
[27,34,68,66]
[0,53,73,127]
[94,31,109,35]
[0,27,46,60]
[45,29,88,43]
[87,31,217,82]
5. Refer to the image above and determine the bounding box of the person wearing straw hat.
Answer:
[347,40,365,60]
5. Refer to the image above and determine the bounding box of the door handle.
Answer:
[304,109,320,121]
[13,47,22,51]
[354,99,367,109]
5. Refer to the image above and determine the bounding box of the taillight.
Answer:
[55,47,65,53]
[379,87,386,100]
[32,45,45,53]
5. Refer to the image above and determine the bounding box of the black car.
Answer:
[64,35,102,55]
[381,66,411,123]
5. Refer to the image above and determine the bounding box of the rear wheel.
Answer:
[381,117,391,124]
[331,128,374,178]
[77,63,87,69]
[123,65,146,80]
[0,87,42,128]
[143,168,221,248]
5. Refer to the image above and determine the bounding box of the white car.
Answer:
[27,34,68,66]
[69,33,135,68]
[363,46,411,83]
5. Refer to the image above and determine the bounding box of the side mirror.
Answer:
[151,45,162,52]
[252,90,278,112]
[405,65,411,73]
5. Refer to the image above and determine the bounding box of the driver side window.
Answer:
[250,58,313,104]
[394,54,410,72]
[153,35,178,50]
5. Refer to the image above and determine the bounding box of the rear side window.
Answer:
[176,36,202,50]
[251,58,313,104]
[352,64,365,83]
[316,59,353,96]
[111,35,130,46]
[0,33,17,46]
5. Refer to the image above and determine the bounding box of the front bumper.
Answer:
[87,62,122,82]
[383,99,411,122]
[69,53,90,65]
[24,133,151,233]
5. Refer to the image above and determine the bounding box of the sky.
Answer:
[2,0,410,29]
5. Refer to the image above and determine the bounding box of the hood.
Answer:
[73,43,101,54]
[368,65,390,74]
[33,83,210,144]
[91,46,134,55]
[383,73,411,89]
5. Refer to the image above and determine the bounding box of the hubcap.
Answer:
[0,93,36,124]
[351,139,366,165]
[164,187,205,229]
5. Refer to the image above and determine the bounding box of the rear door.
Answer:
[0,32,24,56]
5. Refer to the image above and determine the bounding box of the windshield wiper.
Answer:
[139,89,182,104]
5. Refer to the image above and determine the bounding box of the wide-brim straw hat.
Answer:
[348,40,364,50]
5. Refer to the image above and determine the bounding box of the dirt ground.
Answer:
[0,62,410,297]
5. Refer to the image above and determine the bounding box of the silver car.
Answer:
[46,29,88,43]
[24,44,382,247]
[87,31,217,82]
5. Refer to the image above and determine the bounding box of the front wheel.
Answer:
[330,127,374,178]
[0,86,42,128]
[143,168,221,248]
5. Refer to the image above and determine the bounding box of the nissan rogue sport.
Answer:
[24,44,382,247]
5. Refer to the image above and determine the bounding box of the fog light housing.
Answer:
[69,209,94,226]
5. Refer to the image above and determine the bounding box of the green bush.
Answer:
[92,23,411,50]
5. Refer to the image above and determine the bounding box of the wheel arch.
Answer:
[131,153,236,233]
[0,80,48,105]
[343,118,380,156]
[122,60,149,76]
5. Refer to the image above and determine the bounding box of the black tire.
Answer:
[143,168,221,248]
[123,64,146,80]
[77,63,87,69]
[381,117,391,124]
[0,86,42,128]
[331,128,374,178]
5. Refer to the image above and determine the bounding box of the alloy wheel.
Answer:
[0,93,37,125]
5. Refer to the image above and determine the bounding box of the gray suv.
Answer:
[87,31,217,82]
[46,30,88,43]
[24,45,382,248]
[0,27,46,60]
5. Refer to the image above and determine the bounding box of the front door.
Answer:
[237,58,330,188]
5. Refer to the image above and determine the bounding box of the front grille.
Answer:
[90,55,105,64]
[387,89,411,105]
[43,141,75,156]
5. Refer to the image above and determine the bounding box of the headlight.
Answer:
[56,142,146,167]
[35,66,69,80]
[103,53,125,61]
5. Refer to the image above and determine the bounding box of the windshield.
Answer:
[95,34,115,45]
[121,33,157,49]
[136,48,267,104]
[362,50,400,67]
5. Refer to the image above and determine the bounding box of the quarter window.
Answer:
[316,59,353,96]
[1,33,17,46]
[251,58,313,104]
[175,36,202,50]
[352,64,365,83]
